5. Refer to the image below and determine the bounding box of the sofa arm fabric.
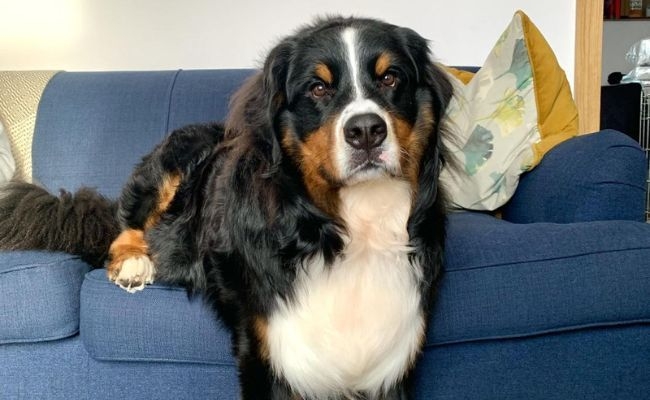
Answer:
[502,130,647,223]
[0,251,90,344]
[80,269,235,365]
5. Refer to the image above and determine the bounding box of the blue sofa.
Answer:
[1,69,649,399]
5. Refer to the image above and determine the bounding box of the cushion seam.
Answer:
[0,257,83,275]
[446,245,650,272]
[0,329,79,345]
[84,271,186,293]
[594,181,646,190]
[427,318,650,348]
[163,69,182,137]
[86,353,236,367]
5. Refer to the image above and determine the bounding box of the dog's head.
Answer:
[228,17,452,216]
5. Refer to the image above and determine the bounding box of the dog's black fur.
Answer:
[0,17,452,399]
[0,182,118,266]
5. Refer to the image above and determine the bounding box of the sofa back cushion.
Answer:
[33,69,255,199]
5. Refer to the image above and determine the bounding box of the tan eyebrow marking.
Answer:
[375,52,392,76]
[315,63,333,84]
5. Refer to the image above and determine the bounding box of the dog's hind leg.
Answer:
[107,124,223,292]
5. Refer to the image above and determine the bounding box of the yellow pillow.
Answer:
[440,10,578,210]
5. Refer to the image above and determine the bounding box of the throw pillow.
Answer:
[440,10,579,210]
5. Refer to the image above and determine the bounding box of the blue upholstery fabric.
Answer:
[167,69,255,131]
[84,353,238,400]
[1,335,238,400]
[430,212,650,345]
[502,130,647,223]
[33,71,177,199]
[0,251,90,344]
[2,337,90,399]
[33,70,255,200]
[414,324,650,400]
[80,269,234,364]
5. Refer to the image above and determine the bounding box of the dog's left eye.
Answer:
[311,83,326,98]
[310,82,333,99]
[380,72,397,88]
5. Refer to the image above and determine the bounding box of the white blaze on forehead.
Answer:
[342,27,362,100]
[334,26,401,181]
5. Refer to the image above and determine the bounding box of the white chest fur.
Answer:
[266,179,424,399]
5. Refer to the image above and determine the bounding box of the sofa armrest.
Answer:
[502,130,647,223]
[0,251,91,344]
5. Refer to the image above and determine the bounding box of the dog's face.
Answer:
[257,18,451,215]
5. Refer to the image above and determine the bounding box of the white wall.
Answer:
[0,0,576,85]
[602,20,650,85]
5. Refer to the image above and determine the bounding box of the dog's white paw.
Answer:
[113,256,155,293]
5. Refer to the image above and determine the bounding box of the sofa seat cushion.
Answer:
[80,269,235,365]
[428,212,650,346]
[0,251,91,344]
[79,212,650,361]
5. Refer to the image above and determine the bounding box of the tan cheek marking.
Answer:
[107,229,148,279]
[392,105,435,189]
[375,52,392,76]
[315,63,333,85]
[392,116,418,187]
[281,129,300,159]
[284,122,340,216]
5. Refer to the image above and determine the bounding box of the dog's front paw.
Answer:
[108,256,155,293]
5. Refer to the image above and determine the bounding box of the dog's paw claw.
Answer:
[110,256,155,293]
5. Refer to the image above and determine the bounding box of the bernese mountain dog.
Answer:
[0,16,452,399]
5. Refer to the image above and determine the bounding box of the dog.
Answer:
[0,16,452,399]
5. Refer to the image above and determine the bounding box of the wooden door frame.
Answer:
[574,0,604,134]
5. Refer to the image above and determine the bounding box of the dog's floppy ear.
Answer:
[396,27,452,250]
[395,26,453,122]
[226,39,295,138]
[262,39,295,119]
[395,27,451,304]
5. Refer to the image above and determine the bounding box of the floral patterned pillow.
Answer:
[440,11,578,211]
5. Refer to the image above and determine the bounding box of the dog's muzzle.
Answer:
[343,113,387,151]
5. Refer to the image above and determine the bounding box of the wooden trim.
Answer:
[574,0,604,134]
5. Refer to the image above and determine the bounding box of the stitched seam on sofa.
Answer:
[446,246,650,272]
[0,329,80,345]
[163,69,182,136]
[87,353,236,366]
[84,270,187,293]
[426,319,650,348]
[0,257,81,275]
[594,181,646,190]
[606,143,645,152]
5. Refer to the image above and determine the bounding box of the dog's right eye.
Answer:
[310,82,328,99]
[381,72,397,88]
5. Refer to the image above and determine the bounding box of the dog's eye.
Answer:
[380,72,397,88]
[310,82,327,99]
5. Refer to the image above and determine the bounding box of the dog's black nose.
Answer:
[343,113,387,150]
